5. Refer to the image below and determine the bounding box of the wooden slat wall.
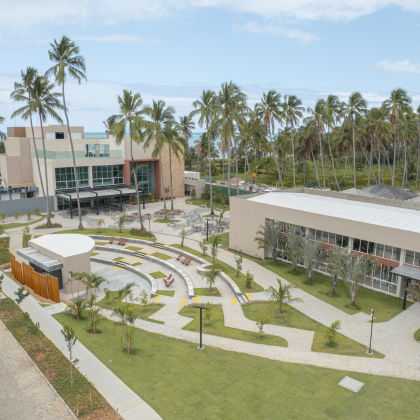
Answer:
[33,271,48,298]
[11,259,23,285]
[22,262,34,289]
[47,275,60,303]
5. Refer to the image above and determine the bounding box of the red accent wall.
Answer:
[350,250,399,267]
[124,159,161,198]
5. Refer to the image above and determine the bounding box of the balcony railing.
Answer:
[34,150,122,160]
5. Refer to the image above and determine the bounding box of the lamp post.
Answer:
[367,308,374,355]
[403,277,410,310]
[193,305,209,350]
[142,191,145,210]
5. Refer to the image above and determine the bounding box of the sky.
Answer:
[1,0,420,134]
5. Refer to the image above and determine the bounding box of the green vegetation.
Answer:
[186,198,230,212]
[0,299,112,418]
[39,303,50,307]
[194,287,222,297]
[258,259,409,323]
[132,262,142,267]
[95,241,107,246]
[149,271,167,279]
[112,256,124,262]
[208,232,229,249]
[154,218,181,224]
[415,328,420,342]
[243,302,383,357]
[179,305,287,346]
[35,222,62,229]
[152,252,173,260]
[171,244,263,293]
[156,290,175,297]
[52,309,420,420]
[0,237,10,265]
[57,228,156,241]
[125,246,142,251]
[1,215,46,230]
[90,252,99,257]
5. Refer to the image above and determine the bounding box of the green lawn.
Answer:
[125,246,142,251]
[186,198,230,212]
[171,245,263,293]
[57,228,156,242]
[112,256,124,261]
[150,271,167,279]
[194,287,222,297]
[258,259,410,323]
[243,302,383,358]
[53,312,420,420]
[208,232,230,249]
[179,305,287,347]
[132,262,142,266]
[0,237,10,265]
[95,241,108,246]
[154,218,181,224]
[415,328,420,342]
[90,252,99,257]
[156,290,175,297]
[2,215,46,230]
[152,252,173,260]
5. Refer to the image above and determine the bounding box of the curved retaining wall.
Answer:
[90,256,159,297]
[89,235,245,299]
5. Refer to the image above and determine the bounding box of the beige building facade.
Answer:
[230,188,420,298]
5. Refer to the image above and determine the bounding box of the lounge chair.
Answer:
[109,237,114,244]
[182,256,189,265]
[165,274,172,282]
[164,278,174,288]
[185,257,192,266]
[176,252,183,261]
[117,238,123,245]
[119,238,127,246]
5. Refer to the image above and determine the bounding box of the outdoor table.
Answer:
[215,225,224,233]
[193,224,201,232]
[167,212,175,219]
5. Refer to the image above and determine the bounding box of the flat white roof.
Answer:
[247,193,420,234]
[58,187,136,201]
[29,234,95,258]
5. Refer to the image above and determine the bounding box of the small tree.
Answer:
[86,295,102,334]
[22,225,31,248]
[34,208,40,216]
[300,237,326,281]
[204,263,221,292]
[245,270,254,289]
[324,320,341,344]
[113,304,140,353]
[61,325,78,387]
[26,211,31,221]
[210,234,222,265]
[235,254,243,277]
[326,246,347,294]
[199,240,208,257]
[139,289,148,306]
[14,211,19,220]
[204,301,213,325]
[118,281,138,305]
[0,213,5,223]
[266,279,303,313]
[256,316,272,339]
[15,286,30,304]
[0,273,4,302]
[254,221,283,263]
[97,218,105,233]
[285,229,302,271]
[28,319,43,352]
[112,214,128,233]
[180,228,187,248]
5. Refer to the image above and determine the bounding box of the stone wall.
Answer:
[159,142,185,198]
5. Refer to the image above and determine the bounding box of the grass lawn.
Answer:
[0,237,10,265]
[208,232,230,249]
[39,303,50,307]
[186,198,230,212]
[154,218,181,224]
[112,256,124,261]
[156,290,175,297]
[125,246,142,251]
[415,328,420,342]
[149,271,167,279]
[171,245,263,293]
[194,287,222,297]
[90,252,99,257]
[258,259,410,323]
[243,302,383,358]
[2,215,46,230]
[95,241,108,246]
[52,311,420,420]
[57,228,157,242]
[132,262,142,266]
[180,305,287,347]
[152,252,172,260]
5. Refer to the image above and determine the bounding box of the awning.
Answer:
[56,186,137,201]
[391,265,420,281]
[17,247,63,272]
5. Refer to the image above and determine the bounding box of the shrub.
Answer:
[245,270,254,289]
[324,320,341,344]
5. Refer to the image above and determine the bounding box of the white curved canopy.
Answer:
[30,234,95,258]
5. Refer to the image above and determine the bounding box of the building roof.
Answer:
[247,192,420,234]
[360,183,418,201]
[56,186,136,201]
[392,264,420,281]
[29,234,95,258]
[17,247,63,272]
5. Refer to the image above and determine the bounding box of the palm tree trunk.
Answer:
[208,123,214,215]
[38,112,52,228]
[392,125,397,186]
[311,150,320,185]
[129,136,145,231]
[291,124,296,189]
[227,128,231,204]
[62,83,83,230]
[303,158,306,184]
[169,145,174,211]
[319,132,326,189]
[327,131,339,191]
[268,124,283,188]
[331,275,338,294]
[235,146,239,196]
[402,135,407,187]
[29,113,47,207]
[159,148,167,217]
[352,123,356,188]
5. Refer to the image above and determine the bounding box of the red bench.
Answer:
[109,237,114,244]
[176,252,183,261]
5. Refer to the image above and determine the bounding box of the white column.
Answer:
[396,249,406,297]
[347,237,354,254]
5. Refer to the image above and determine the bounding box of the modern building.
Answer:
[230,187,420,299]
[0,125,185,211]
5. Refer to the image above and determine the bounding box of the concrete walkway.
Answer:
[2,276,162,420]
[0,319,76,420]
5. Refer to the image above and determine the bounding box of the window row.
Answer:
[353,239,401,262]
[55,167,89,189]
[308,229,349,248]
[92,165,124,186]
[405,250,420,267]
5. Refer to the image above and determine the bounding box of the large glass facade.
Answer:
[55,167,89,189]
[353,239,401,262]
[308,229,349,247]
[405,250,420,267]
[92,165,123,186]
[130,162,154,195]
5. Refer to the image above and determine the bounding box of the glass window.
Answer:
[55,166,89,189]
[393,248,401,262]
[376,244,385,258]
[309,229,316,240]
[384,246,393,260]
[360,240,368,253]
[130,162,155,196]
[414,253,420,267]
[92,165,123,186]
[353,239,361,252]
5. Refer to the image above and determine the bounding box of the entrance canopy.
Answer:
[391,265,420,281]
[56,184,137,202]
[17,247,63,272]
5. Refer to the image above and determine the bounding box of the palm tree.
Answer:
[0,116,5,142]
[10,67,48,207]
[143,100,176,218]
[109,90,147,231]
[383,88,412,185]
[214,82,248,202]
[257,90,284,188]
[300,237,326,281]
[416,105,420,184]
[112,214,128,233]
[324,95,341,190]
[254,221,283,263]
[204,263,222,292]
[29,76,64,228]
[46,35,87,230]
[283,95,304,188]
[103,116,116,137]
[266,279,303,313]
[284,229,302,271]
[190,90,216,213]
[96,218,105,233]
[326,246,347,294]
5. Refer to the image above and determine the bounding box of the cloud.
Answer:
[376,59,420,74]
[73,34,163,44]
[233,21,319,43]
